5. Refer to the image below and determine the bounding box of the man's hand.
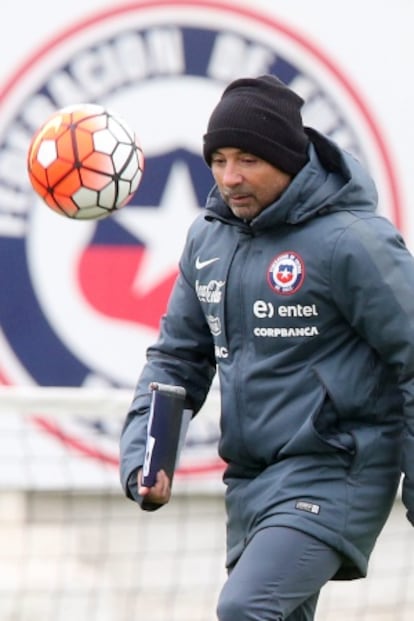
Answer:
[138,468,171,505]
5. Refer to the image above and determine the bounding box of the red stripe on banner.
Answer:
[0,371,12,385]
[30,414,225,478]
[31,414,120,466]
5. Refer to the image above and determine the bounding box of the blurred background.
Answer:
[0,1,413,620]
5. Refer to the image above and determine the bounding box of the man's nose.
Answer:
[222,164,243,186]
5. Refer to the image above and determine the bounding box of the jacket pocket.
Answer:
[279,399,355,459]
[347,424,402,478]
[347,426,381,476]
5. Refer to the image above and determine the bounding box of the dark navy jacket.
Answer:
[120,129,414,579]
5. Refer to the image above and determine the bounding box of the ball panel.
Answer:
[117,179,134,206]
[55,129,75,161]
[29,174,49,200]
[74,128,95,161]
[130,168,143,193]
[67,104,106,123]
[72,186,100,209]
[51,191,80,216]
[75,205,110,220]
[46,159,75,188]
[122,151,140,180]
[53,169,82,199]
[77,114,108,132]
[136,145,145,170]
[79,168,113,192]
[33,118,67,143]
[112,143,135,172]
[93,129,118,155]
[107,115,134,143]
[98,183,117,209]
[28,161,49,189]
[37,140,58,167]
[43,192,67,214]
[83,152,114,175]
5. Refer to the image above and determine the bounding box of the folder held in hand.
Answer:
[141,382,192,487]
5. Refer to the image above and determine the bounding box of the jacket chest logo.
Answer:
[195,279,225,304]
[267,252,305,295]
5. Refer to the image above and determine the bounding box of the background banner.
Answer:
[0,0,410,487]
[0,0,409,389]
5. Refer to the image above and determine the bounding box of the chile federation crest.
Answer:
[267,252,305,295]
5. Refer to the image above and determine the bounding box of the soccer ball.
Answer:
[27,103,144,220]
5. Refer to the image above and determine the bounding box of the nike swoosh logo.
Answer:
[195,256,220,269]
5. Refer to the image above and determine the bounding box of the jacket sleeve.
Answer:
[119,252,216,508]
[331,214,414,524]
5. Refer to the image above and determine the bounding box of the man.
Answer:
[120,75,414,620]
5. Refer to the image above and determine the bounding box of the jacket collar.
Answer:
[204,129,377,231]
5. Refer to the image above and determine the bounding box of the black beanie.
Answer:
[203,75,309,175]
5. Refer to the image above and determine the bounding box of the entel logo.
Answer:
[0,0,400,387]
[254,301,319,319]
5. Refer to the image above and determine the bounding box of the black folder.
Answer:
[141,382,191,487]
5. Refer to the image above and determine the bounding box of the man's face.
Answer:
[210,148,292,220]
